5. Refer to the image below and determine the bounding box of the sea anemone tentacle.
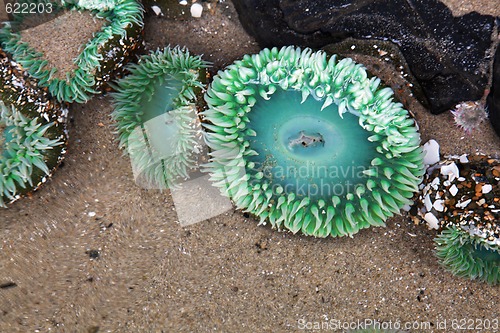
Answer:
[202,46,424,238]
[435,226,499,284]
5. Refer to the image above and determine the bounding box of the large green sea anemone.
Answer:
[0,49,67,207]
[0,0,143,103]
[416,154,500,284]
[202,46,424,237]
[111,46,209,189]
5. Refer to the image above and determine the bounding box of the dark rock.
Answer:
[322,38,429,109]
[87,326,100,333]
[487,43,500,137]
[232,0,498,114]
[0,281,17,289]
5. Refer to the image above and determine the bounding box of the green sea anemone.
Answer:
[435,226,499,284]
[202,46,424,237]
[415,154,500,283]
[111,46,209,189]
[0,48,67,207]
[0,0,143,103]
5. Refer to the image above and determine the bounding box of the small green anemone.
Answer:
[0,49,67,207]
[435,226,499,284]
[0,0,144,103]
[202,46,424,237]
[111,46,209,189]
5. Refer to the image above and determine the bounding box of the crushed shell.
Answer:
[415,154,500,248]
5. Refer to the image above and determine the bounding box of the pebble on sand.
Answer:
[191,3,203,18]
[423,139,440,165]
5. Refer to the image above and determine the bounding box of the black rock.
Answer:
[487,43,500,137]
[0,281,17,289]
[232,0,498,114]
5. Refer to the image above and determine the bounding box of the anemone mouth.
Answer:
[111,46,209,189]
[435,226,500,284]
[0,49,67,207]
[0,0,144,103]
[244,88,379,201]
[202,46,424,237]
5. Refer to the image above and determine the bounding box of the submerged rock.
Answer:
[487,43,500,137]
[232,0,497,114]
[415,154,500,248]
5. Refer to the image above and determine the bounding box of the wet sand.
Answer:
[0,1,499,332]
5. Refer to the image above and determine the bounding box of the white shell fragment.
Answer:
[151,5,162,16]
[440,162,459,181]
[424,212,439,229]
[456,199,471,209]
[423,139,440,165]
[482,184,492,194]
[433,200,445,212]
[190,3,203,17]
[424,194,433,211]
[449,184,458,196]
[431,176,440,189]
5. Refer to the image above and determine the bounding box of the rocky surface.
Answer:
[488,45,500,137]
[232,0,498,114]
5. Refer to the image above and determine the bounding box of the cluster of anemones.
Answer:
[0,49,67,207]
[0,0,144,206]
[2,14,495,287]
[0,0,143,103]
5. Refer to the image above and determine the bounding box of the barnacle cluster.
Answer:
[0,0,144,103]
[111,46,209,188]
[416,154,500,283]
[0,49,67,207]
[203,46,424,237]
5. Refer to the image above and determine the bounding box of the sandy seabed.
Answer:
[0,1,499,332]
